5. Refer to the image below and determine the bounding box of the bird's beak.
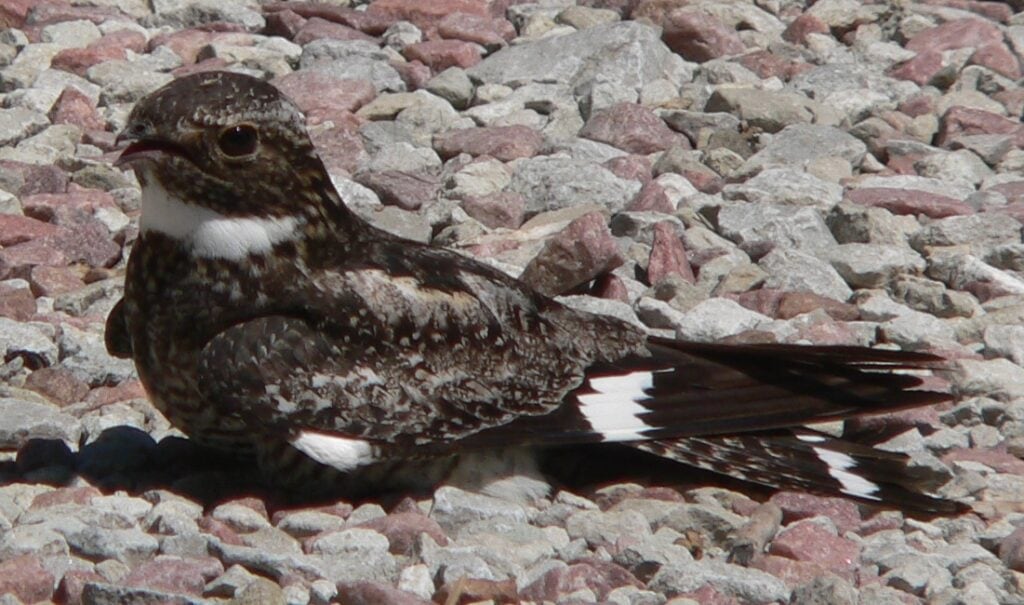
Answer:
[114,129,184,168]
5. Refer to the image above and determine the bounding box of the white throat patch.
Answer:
[139,177,301,260]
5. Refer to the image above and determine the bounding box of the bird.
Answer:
[106,70,961,514]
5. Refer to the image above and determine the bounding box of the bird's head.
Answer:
[116,71,344,259]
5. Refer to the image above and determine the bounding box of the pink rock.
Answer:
[337,580,433,605]
[789,315,863,346]
[22,186,118,225]
[57,569,105,605]
[0,555,54,604]
[367,0,494,33]
[462,191,526,229]
[0,0,33,28]
[437,12,515,50]
[48,86,105,131]
[889,49,945,85]
[906,18,1003,53]
[273,72,376,124]
[25,3,127,27]
[0,160,68,197]
[0,284,34,321]
[750,553,839,589]
[647,221,694,285]
[769,521,861,579]
[941,106,1024,146]
[782,13,829,45]
[357,512,448,555]
[627,180,673,213]
[736,50,811,81]
[989,181,1024,204]
[972,40,1022,79]
[294,16,376,44]
[519,212,624,297]
[580,103,682,154]
[198,516,246,546]
[172,57,232,78]
[51,30,146,76]
[661,10,745,62]
[309,113,366,175]
[0,214,59,246]
[1000,527,1024,572]
[845,406,943,438]
[31,486,102,510]
[520,560,642,602]
[942,447,1024,475]
[769,492,862,534]
[994,89,1024,117]
[602,155,652,183]
[29,265,86,298]
[403,39,481,71]
[433,125,543,161]
[591,273,629,303]
[681,167,722,193]
[0,239,68,280]
[898,93,936,117]
[24,367,90,405]
[845,187,973,219]
[356,170,440,210]
[264,8,307,39]
[84,380,147,406]
[150,29,253,64]
[270,2,393,34]
[392,59,433,91]
[124,556,224,596]
[776,291,859,321]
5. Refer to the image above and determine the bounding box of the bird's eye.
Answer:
[217,125,259,157]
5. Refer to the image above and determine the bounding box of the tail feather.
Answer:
[632,433,964,514]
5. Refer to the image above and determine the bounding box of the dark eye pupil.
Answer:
[218,125,257,157]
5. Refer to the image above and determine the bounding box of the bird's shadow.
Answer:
[4,425,770,514]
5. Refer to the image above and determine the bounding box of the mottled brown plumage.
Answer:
[108,71,960,512]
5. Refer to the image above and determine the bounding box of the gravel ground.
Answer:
[1,0,1024,603]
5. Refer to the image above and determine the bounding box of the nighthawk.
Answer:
[107,71,960,513]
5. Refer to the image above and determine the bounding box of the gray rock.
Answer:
[275,511,347,539]
[565,509,651,547]
[0,397,80,449]
[673,298,772,342]
[0,43,63,92]
[307,528,397,583]
[430,486,529,534]
[66,526,160,566]
[759,248,853,301]
[146,0,264,31]
[649,558,789,603]
[950,359,1024,401]
[722,168,843,209]
[916,149,993,188]
[883,556,953,597]
[984,325,1024,366]
[0,107,48,146]
[300,40,405,93]
[928,253,1024,297]
[739,124,867,176]
[790,574,857,605]
[888,275,980,318]
[827,243,926,288]
[912,215,1021,254]
[83,582,209,605]
[0,318,58,368]
[716,204,837,253]
[86,60,174,104]
[467,21,685,92]
[704,88,815,133]
[826,203,918,245]
[426,67,474,110]
[57,323,138,387]
[508,156,640,214]
[0,524,70,559]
